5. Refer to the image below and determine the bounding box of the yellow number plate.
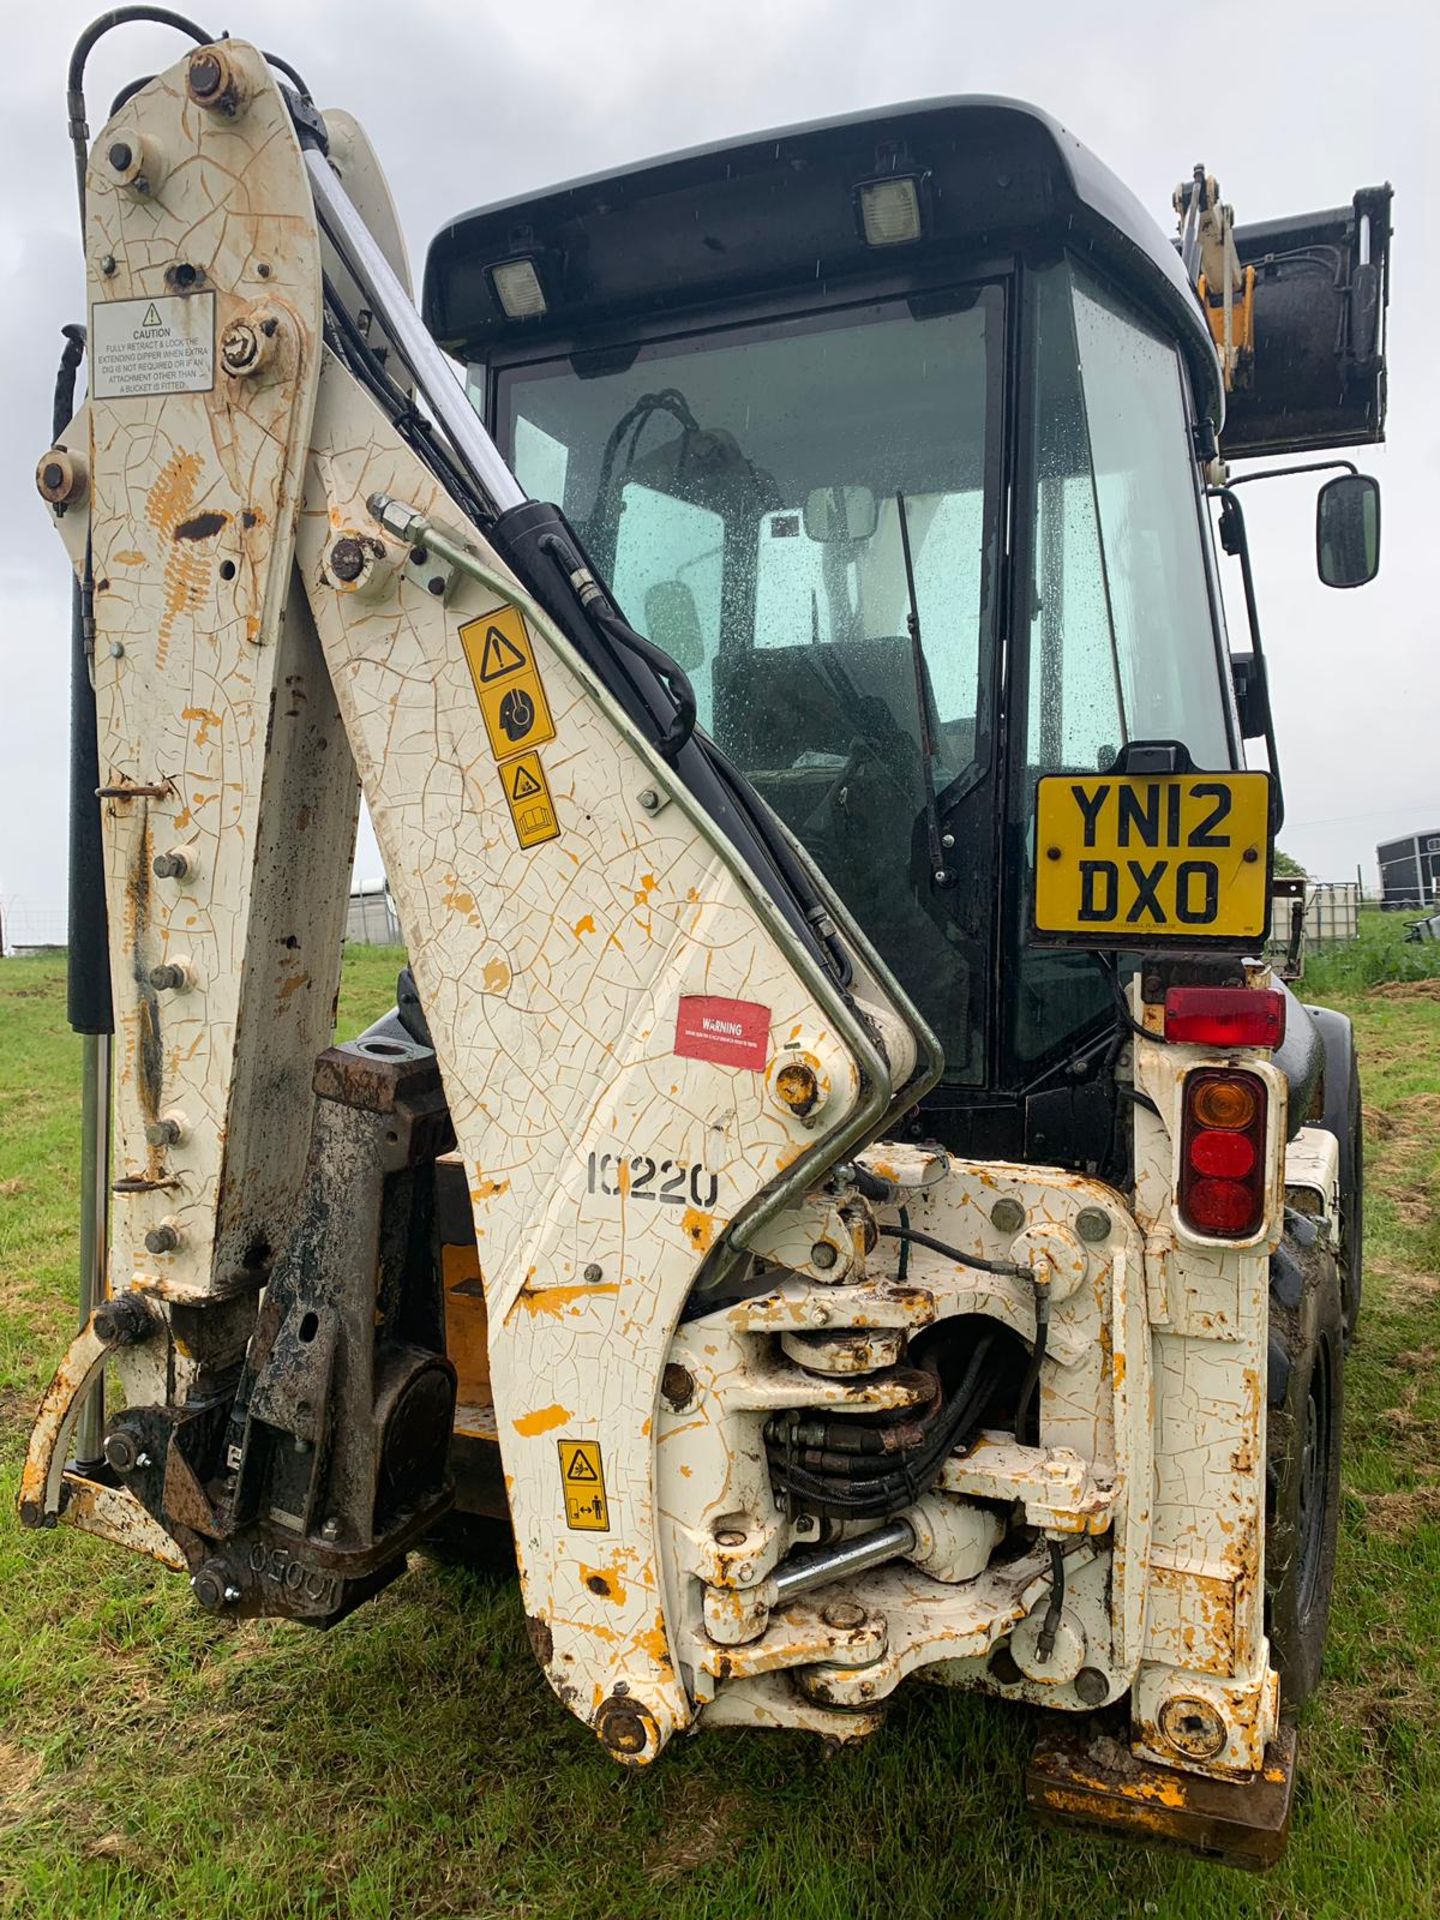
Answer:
[1034,771,1272,945]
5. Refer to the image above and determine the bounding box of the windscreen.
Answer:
[493,289,1006,1083]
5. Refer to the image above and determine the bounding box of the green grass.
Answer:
[4,939,1440,1917]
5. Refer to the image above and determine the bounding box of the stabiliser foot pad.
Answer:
[1025,1716,1298,1870]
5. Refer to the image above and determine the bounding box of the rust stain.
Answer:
[512,1403,572,1437]
[277,971,309,1006]
[581,1561,628,1605]
[144,450,208,666]
[473,1177,510,1201]
[174,510,228,542]
[681,1207,714,1252]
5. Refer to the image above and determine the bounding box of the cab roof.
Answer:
[423,96,1223,423]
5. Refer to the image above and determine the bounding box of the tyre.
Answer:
[1265,1239,1344,1710]
[1339,1059,1364,1345]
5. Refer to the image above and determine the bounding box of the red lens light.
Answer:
[1164,987,1286,1049]
[1189,1128,1257,1179]
[1183,1176,1262,1236]
[1178,1067,1268,1240]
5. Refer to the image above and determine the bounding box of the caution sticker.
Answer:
[460,606,557,760]
[90,291,216,399]
[499,750,560,849]
[558,1438,610,1530]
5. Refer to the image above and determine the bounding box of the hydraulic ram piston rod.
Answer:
[770,1517,917,1602]
[303,146,525,519]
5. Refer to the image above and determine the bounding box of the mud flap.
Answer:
[1025,1716,1298,1870]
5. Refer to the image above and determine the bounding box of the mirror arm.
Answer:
[1223,457,1358,491]
[1209,485,1285,833]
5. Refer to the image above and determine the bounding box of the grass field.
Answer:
[4,921,1440,1918]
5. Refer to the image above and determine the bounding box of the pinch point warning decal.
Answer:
[558,1438,609,1530]
[673,995,770,1072]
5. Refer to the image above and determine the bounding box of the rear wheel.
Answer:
[1265,1241,1344,1710]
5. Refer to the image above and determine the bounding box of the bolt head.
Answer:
[1074,1665,1110,1706]
[637,789,660,812]
[582,1262,604,1284]
[810,1240,839,1271]
[1074,1206,1112,1245]
[186,50,224,101]
[821,1600,867,1631]
[144,1117,181,1147]
[221,324,260,373]
[320,1516,342,1541]
[990,1196,1026,1234]
[100,254,117,276]
[144,1224,179,1255]
[328,535,367,583]
[107,141,134,174]
[102,1428,141,1474]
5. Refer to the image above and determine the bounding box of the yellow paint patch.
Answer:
[181,706,223,749]
[513,1403,572,1438]
[515,1283,617,1318]
[572,914,596,938]
[113,548,146,566]
[482,958,511,992]
[473,1177,510,1201]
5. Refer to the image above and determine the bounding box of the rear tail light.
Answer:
[1164,986,1286,1049]
[1178,1067,1268,1240]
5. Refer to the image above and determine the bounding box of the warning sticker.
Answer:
[674,995,771,1072]
[90,291,216,399]
[461,605,559,767]
[558,1438,609,1530]
[499,750,560,849]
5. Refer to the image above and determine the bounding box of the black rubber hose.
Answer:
[1036,1538,1066,1663]
[67,10,213,220]
[770,1333,997,1517]
[878,1223,1026,1279]
[1012,1309,1048,1446]
[50,325,113,1037]
[67,555,112,1037]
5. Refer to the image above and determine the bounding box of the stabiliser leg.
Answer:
[1026,1713,1298,1870]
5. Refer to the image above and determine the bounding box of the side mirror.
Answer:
[1316,473,1381,588]
[643,579,706,672]
[803,485,878,544]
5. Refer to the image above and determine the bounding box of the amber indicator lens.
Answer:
[1190,1077,1259,1130]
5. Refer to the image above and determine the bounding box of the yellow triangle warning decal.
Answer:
[566,1451,599,1482]
[141,302,164,329]
[478,624,527,683]
[510,763,543,800]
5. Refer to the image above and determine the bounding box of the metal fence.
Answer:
[345,881,402,947]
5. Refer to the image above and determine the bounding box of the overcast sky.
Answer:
[1,0,1432,945]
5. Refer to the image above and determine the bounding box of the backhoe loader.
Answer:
[24,10,1391,1866]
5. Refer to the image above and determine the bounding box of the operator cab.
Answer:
[424,101,1379,1165]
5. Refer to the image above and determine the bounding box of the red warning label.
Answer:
[673,995,770,1073]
